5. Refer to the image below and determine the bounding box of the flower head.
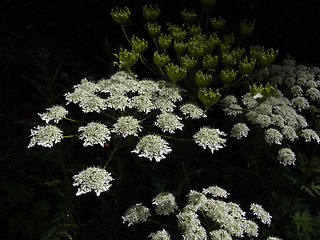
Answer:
[72,167,114,196]
[112,116,142,137]
[210,229,232,240]
[180,103,207,119]
[193,127,227,153]
[152,192,177,215]
[230,123,249,140]
[155,113,183,134]
[264,128,283,145]
[278,148,296,166]
[131,135,172,162]
[301,129,320,143]
[122,203,150,226]
[38,105,68,123]
[78,122,111,147]
[28,125,63,148]
[149,229,171,240]
[250,203,272,226]
[202,186,229,198]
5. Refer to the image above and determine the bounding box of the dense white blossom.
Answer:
[193,127,227,153]
[132,135,172,162]
[122,203,151,226]
[264,128,283,145]
[155,113,184,133]
[210,229,232,240]
[180,103,207,119]
[250,203,272,226]
[72,167,113,196]
[152,192,177,215]
[78,122,111,147]
[278,148,296,166]
[301,129,320,143]
[38,105,68,123]
[202,186,229,198]
[28,125,63,148]
[112,116,142,137]
[149,229,171,240]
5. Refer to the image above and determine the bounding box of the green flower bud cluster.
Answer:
[147,23,161,38]
[187,35,206,58]
[220,69,238,85]
[158,33,172,50]
[200,0,217,8]
[221,52,235,67]
[165,63,187,85]
[249,46,278,67]
[238,56,256,76]
[198,88,221,110]
[174,42,187,55]
[211,16,226,31]
[188,25,202,37]
[114,48,139,69]
[240,18,255,36]
[111,7,131,26]
[179,55,197,70]
[195,70,213,88]
[181,9,198,24]
[202,54,218,69]
[168,24,187,42]
[249,83,277,103]
[131,35,148,54]
[223,34,235,46]
[205,34,221,53]
[143,5,160,22]
[153,51,170,68]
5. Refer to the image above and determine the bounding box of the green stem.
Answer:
[121,26,131,46]
[149,219,180,230]
[64,117,87,124]
[104,138,122,169]
[99,109,117,121]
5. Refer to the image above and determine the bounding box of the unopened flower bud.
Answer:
[174,41,187,55]
[195,70,212,87]
[187,36,205,58]
[153,51,170,68]
[147,22,161,38]
[259,48,278,67]
[223,34,235,46]
[158,33,172,50]
[240,18,255,36]
[204,34,220,53]
[188,25,202,37]
[168,24,186,42]
[249,83,277,103]
[143,4,160,21]
[238,56,256,76]
[198,88,221,109]
[181,9,198,24]
[179,55,197,70]
[211,16,226,31]
[131,35,148,54]
[220,69,238,85]
[165,63,187,85]
[111,7,131,26]
[202,54,218,69]
[114,48,139,69]
[222,53,235,67]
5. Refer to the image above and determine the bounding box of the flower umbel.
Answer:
[78,122,111,147]
[122,203,151,226]
[131,135,172,162]
[152,192,177,215]
[38,105,68,123]
[193,127,227,153]
[28,125,63,148]
[72,167,114,196]
[250,203,272,226]
[112,116,142,137]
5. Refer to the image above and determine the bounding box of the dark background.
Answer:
[1,0,320,239]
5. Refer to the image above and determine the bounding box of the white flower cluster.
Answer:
[123,186,279,240]
[222,57,320,166]
[122,203,151,226]
[28,125,63,148]
[72,167,114,196]
[131,135,172,162]
[250,203,272,226]
[193,127,227,153]
[29,70,212,163]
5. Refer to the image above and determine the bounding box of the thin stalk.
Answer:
[149,219,180,230]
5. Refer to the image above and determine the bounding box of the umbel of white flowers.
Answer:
[28,70,227,163]
[122,185,282,240]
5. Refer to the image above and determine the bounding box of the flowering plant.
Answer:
[27,0,320,239]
